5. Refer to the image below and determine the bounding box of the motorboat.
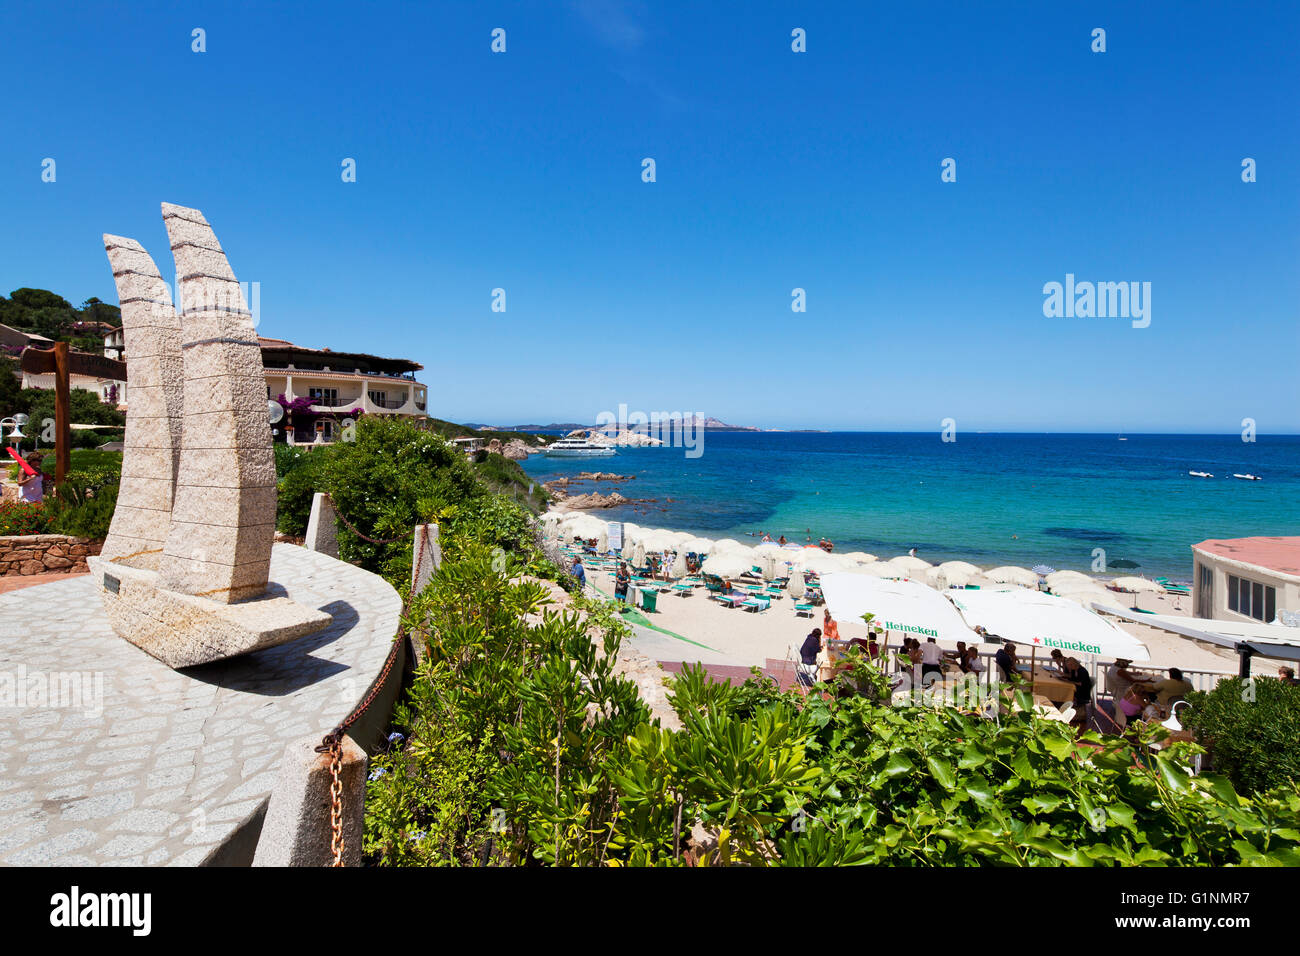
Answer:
[1188,471,1213,478]
[1232,473,1261,481]
[544,438,616,458]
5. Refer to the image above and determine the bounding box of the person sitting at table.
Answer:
[1141,668,1194,710]
[919,637,945,685]
[1104,658,1151,729]
[866,634,881,660]
[1117,685,1151,729]
[951,640,969,672]
[1060,657,1093,728]
[964,646,984,674]
[994,642,1020,682]
[1046,649,1067,674]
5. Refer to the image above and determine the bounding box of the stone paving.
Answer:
[0,543,400,866]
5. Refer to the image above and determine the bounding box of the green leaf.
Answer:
[926,756,956,790]
[883,753,916,778]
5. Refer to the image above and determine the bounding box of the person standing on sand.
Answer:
[614,562,630,603]
[572,557,586,594]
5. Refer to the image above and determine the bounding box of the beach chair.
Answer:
[794,602,815,618]
[702,574,726,594]
[741,597,770,613]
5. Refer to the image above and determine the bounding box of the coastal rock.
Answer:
[566,428,663,448]
[501,439,533,460]
[573,472,633,482]
[562,492,629,510]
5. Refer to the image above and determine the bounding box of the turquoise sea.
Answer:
[520,433,1300,579]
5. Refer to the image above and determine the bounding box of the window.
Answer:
[1228,574,1276,622]
[309,387,338,406]
[368,390,387,405]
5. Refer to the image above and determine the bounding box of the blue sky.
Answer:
[1,1,1296,432]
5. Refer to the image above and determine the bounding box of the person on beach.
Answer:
[571,557,586,592]
[778,535,787,546]
[614,562,630,603]
[17,452,44,503]
[761,531,772,542]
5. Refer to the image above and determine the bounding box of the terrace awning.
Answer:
[948,588,1149,661]
[820,572,977,645]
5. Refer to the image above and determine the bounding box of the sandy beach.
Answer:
[555,522,1288,680]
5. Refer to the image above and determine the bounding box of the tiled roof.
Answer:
[1192,537,1300,578]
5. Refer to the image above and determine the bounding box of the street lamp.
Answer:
[2,414,28,454]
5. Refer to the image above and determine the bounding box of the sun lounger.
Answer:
[741,598,769,613]
[794,603,815,618]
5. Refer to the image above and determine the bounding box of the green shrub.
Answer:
[48,484,118,539]
[275,447,332,537]
[1183,676,1300,796]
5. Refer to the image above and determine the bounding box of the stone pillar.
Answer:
[304,493,339,558]
[408,523,441,668]
[252,734,367,867]
[99,235,184,562]
[411,523,441,596]
[158,203,276,603]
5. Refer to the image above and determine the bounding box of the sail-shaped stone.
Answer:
[158,203,276,604]
[99,235,184,562]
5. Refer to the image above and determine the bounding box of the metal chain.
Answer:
[314,524,429,866]
[324,492,416,546]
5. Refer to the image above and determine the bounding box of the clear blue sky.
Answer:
[2,1,1296,432]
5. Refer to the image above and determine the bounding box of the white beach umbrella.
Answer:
[939,560,982,577]
[639,529,678,552]
[855,562,903,579]
[701,552,753,579]
[841,551,879,565]
[800,551,854,574]
[1052,585,1113,609]
[671,549,688,578]
[820,573,978,645]
[891,555,932,573]
[596,527,609,553]
[710,538,745,553]
[947,588,1149,661]
[630,541,646,570]
[881,557,923,578]
[680,536,713,554]
[984,566,1040,588]
[754,541,787,558]
[1046,570,1094,591]
[927,566,975,588]
[787,568,806,599]
[1109,576,1162,593]
[759,552,781,581]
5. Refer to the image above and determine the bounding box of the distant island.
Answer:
[469,416,766,433]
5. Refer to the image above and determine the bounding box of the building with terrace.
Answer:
[1191,536,1300,626]
[258,337,429,444]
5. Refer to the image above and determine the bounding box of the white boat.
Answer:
[1188,471,1213,478]
[544,438,616,458]
[1232,473,1261,481]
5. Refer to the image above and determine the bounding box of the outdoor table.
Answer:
[1024,667,1076,705]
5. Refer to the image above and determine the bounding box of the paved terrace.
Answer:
[0,544,400,866]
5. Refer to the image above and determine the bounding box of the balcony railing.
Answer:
[369,396,410,410]
[307,396,360,408]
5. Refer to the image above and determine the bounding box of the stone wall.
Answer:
[0,535,102,576]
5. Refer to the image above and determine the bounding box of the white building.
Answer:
[1191,537,1300,625]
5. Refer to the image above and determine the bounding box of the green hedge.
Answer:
[1183,676,1300,796]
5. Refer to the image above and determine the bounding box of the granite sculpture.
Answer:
[88,203,330,668]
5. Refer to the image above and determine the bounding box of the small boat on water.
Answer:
[1232,473,1262,481]
[544,438,617,458]
[1188,471,1213,478]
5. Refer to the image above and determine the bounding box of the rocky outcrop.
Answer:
[501,439,534,460]
[567,428,664,448]
[562,492,630,510]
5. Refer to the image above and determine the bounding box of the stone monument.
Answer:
[88,203,331,668]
